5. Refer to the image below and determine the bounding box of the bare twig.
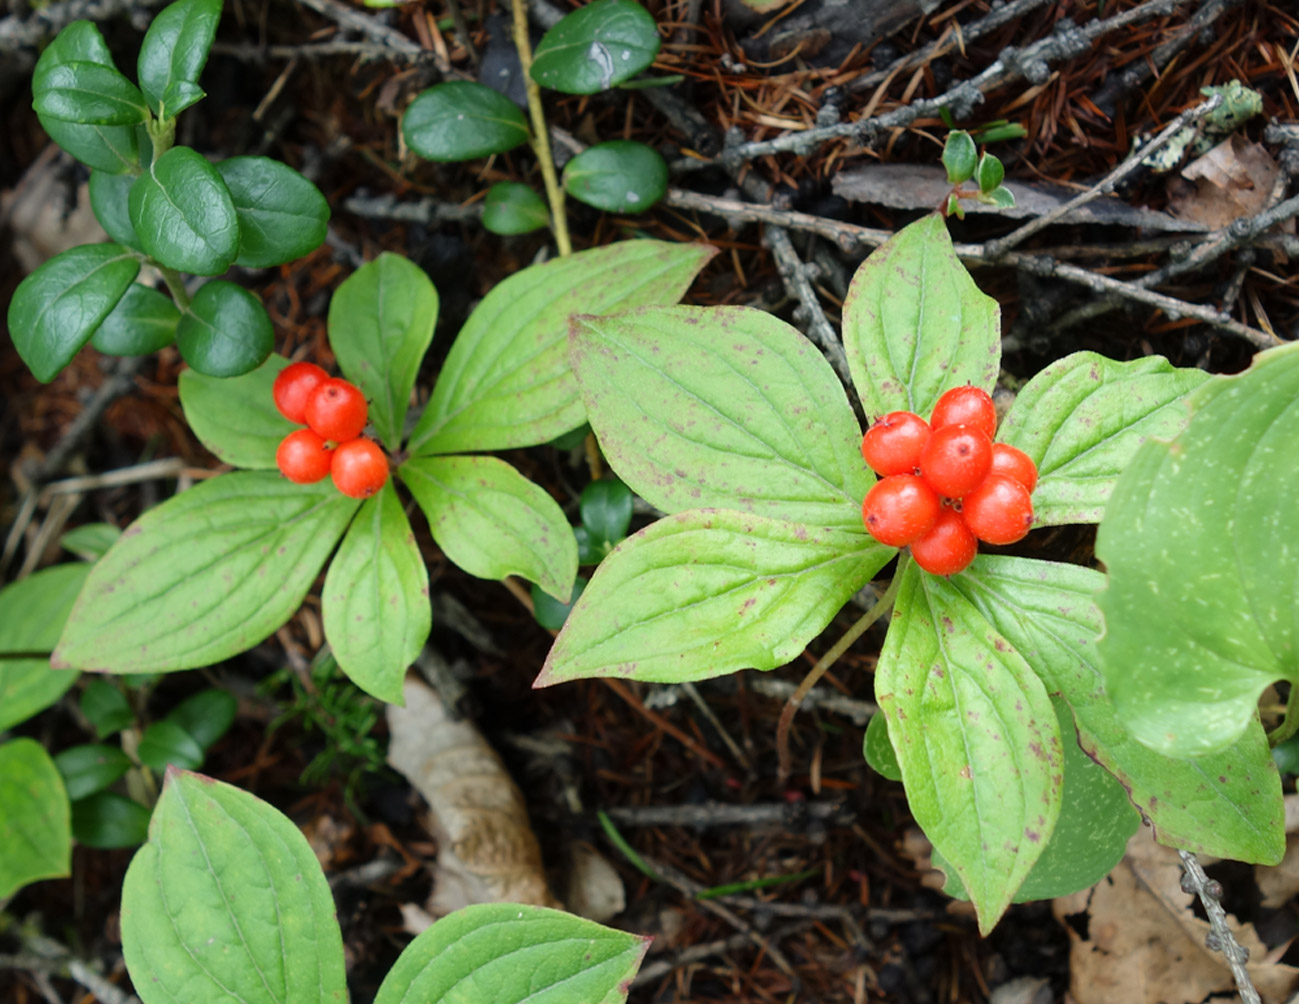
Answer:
[602,801,850,829]
[1178,850,1262,1004]
[343,192,484,225]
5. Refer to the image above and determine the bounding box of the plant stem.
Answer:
[1269,685,1299,748]
[157,265,191,311]
[775,557,907,783]
[510,0,571,257]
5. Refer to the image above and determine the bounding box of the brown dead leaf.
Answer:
[1167,135,1281,230]
[2,176,105,272]
[387,675,561,914]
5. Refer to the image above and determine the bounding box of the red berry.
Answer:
[989,442,1038,494]
[305,378,368,442]
[961,474,1034,545]
[331,438,389,498]
[930,385,997,439]
[276,429,334,484]
[861,474,941,547]
[861,411,931,476]
[909,508,978,576]
[272,361,328,425]
[919,424,993,499]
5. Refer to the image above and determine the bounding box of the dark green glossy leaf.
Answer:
[71,791,150,848]
[80,679,134,738]
[216,156,331,268]
[90,283,180,356]
[563,140,666,213]
[88,168,143,249]
[0,564,89,731]
[61,522,123,560]
[1275,735,1299,775]
[0,739,71,896]
[402,81,529,162]
[137,0,222,116]
[33,60,149,125]
[8,243,140,382]
[580,477,632,548]
[175,279,274,377]
[129,146,238,275]
[530,0,661,94]
[482,181,549,235]
[178,354,296,468]
[160,79,205,116]
[54,743,132,800]
[137,720,205,772]
[165,688,237,750]
[976,152,1004,193]
[863,712,901,781]
[942,130,976,184]
[533,576,587,631]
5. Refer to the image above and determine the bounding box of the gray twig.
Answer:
[602,801,850,828]
[1178,850,1262,1004]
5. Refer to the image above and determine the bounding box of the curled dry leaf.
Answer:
[387,675,560,913]
[1167,135,1282,230]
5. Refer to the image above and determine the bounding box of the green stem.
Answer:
[157,266,191,311]
[511,0,571,257]
[1270,686,1299,748]
[596,810,661,882]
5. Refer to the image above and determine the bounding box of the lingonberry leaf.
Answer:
[90,283,180,356]
[875,560,1062,934]
[579,477,633,550]
[216,156,331,268]
[328,253,438,452]
[408,240,714,455]
[533,576,587,631]
[530,0,660,94]
[322,483,431,705]
[1097,341,1299,760]
[53,472,360,674]
[70,791,150,848]
[482,181,550,235]
[373,903,649,1004]
[121,771,348,1004]
[175,279,274,377]
[402,81,530,161]
[136,0,222,117]
[164,688,237,751]
[80,680,134,739]
[0,739,71,897]
[570,306,872,530]
[950,555,1284,864]
[32,60,149,125]
[129,146,239,275]
[975,151,1005,194]
[137,720,205,772]
[0,564,89,732]
[54,744,133,800]
[401,455,577,602]
[997,351,1210,525]
[8,243,140,382]
[863,712,902,781]
[562,140,667,214]
[179,354,297,468]
[941,130,977,184]
[88,169,143,249]
[842,213,999,421]
[537,511,887,686]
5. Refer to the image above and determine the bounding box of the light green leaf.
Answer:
[175,279,274,377]
[33,60,149,125]
[482,182,549,235]
[402,81,530,162]
[562,140,667,214]
[530,0,660,94]
[323,484,430,704]
[374,903,649,1004]
[129,146,238,275]
[81,679,134,738]
[90,283,180,356]
[942,130,977,184]
[0,739,71,897]
[998,352,1210,525]
[89,169,143,249]
[975,152,1005,194]
[179,353,297,468]
[216,156,331,268]
[53,472,360,674]
[402,455,577,602]
[409,240,715,455]
[328,253,438,452]
[570,305,871,530]
[8,243,140,382]
[537,510,888,686]
[863,712,901,781]
[165,688,237,751]
[137,0,222,116]
[71,791,150,848]
[875,561,1062,933]
[0,564,89,731]
[54,743,133,800]
[62,522,123,560]
[121,771,347,1004]
[841,213,999,421]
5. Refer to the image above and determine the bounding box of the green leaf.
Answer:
[975,151,1004,194]
[137,0,222,116]
[121,771,347,1004]
[80,679,134,738]
[137,720,205,772]
[90,283,180,356]
[175,279,274,377]
[580,477,632,548]
[216,156,331,268]
[53,472,361,674]
[483,182,549,235]
[863,712,901,781]
[942,130,977,184]
[571,306,872,530]
[946,193,963,220]
[374,903,649,1004]
[0,739,71,897]
[179,353,297,468]
[1097,342,1299,759]
[402,81,530,162]
[0,564,89,731]
[89,169,143,249]
[533,576,587,631]
[530,0,661,94]
[62,522,123,560]
[562,140,667,213]
[8,243,140,382]
[165,688,237,750]
[402,455,577,602]
[409,240,714,455]
[537,510,888,686]
[875,561,1062,933]
[951,556,1284,864]
[129,146,239,275]
[322,484,430,704]
[841,213,999,421]
[983,186,1016,209]
[71,791,150,848]
[160,79,206,117]
[54,743,132,800]
[33,60,149,125]
[328,253,438,452]
[998,351,1211,525]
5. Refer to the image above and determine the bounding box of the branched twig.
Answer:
[1178,850,1262,1004]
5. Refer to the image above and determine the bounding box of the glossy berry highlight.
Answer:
[861,474,941,548]
[331,438,389,499]
[272,361,328,425]
[909,508,978,576]
[919,424,992,500]
[305,378,368,442]
[861,411,931,476]
[276,429,333,484]
[960,474,1034,545]
[989,442,1038,494]
[930,385,997,439]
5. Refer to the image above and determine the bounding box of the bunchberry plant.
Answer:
[8,0,329,382]
[536,212,1281,932]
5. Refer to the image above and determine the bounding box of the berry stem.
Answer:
[511,0,571,258]
[775,556,907,784]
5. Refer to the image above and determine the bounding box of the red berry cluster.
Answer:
[859,386,1037,576]
[272,362,389,499]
